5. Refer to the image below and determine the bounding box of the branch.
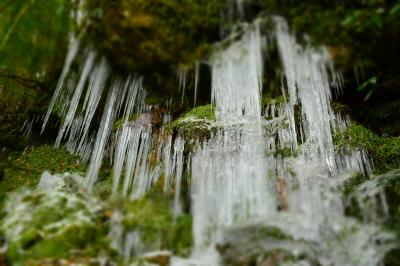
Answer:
[0,0,36,54]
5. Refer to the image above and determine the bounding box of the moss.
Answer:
[262,95,286,110]
[2,183,109,265]
[342,172,369,196]
[333,123,400,172]
[217,224,296,266]
[331,102,351,114]
[259,226,292,241]
[113,113,141,130]
[180,104,216,121]
[171,214,193,256]
[0,145,86,213]
[118,189,193,257]
[275,147,298,158]
[166,104,216,143]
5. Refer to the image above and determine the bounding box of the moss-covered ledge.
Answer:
[165,104,217,143]
[333,123,400,173]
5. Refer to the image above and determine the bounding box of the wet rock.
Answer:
[38,171,85,191]
[141,250,171,266]
[275,177,288,211]
[2,180,107,265]
[216,223,296,266]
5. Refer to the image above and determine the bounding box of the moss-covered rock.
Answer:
[334,123,400,172]
[2,177,109,265]
[112,189,193,258]
[216,223,304,266]
[166,104,217,143]
[0,145,86,210]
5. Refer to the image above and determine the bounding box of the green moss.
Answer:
[333,123,400,172]
[217,224,295,266]
[342,172,369,196]
[259,226,292,241]
[113,113,140,130]
[331,102,351,114]
[262,95,286,109]
[166,104,216,142]
[119,190,193,256]
[0,145,86,204]
[180,104,215,121]
[2,185,109,265]
[275,147,298,158]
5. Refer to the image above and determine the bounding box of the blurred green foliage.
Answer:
[0,0,71,147]
[115,187,193,257]
[84,0,223,97]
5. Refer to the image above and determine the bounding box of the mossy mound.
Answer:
[2,178,109,265]
[0,145,86,206]
[166,104,217,143]
[111,189,193,259]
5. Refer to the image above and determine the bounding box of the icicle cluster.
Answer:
[187,18,392,266]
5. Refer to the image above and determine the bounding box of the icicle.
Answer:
[85,80,122,189]
[75,58,110,153]
[173,136,185,218]
[194,61,200,107]
[42,39,80,133]
[55,51,96,147]
[191,23,272,256]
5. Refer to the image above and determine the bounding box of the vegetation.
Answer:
[2,178,109,265]
[0,0,71,148]
[334,123,400,172]
[118,189,193,257]
[0,145,85,206]
[166,104,217,142]
[84,0,223,99]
